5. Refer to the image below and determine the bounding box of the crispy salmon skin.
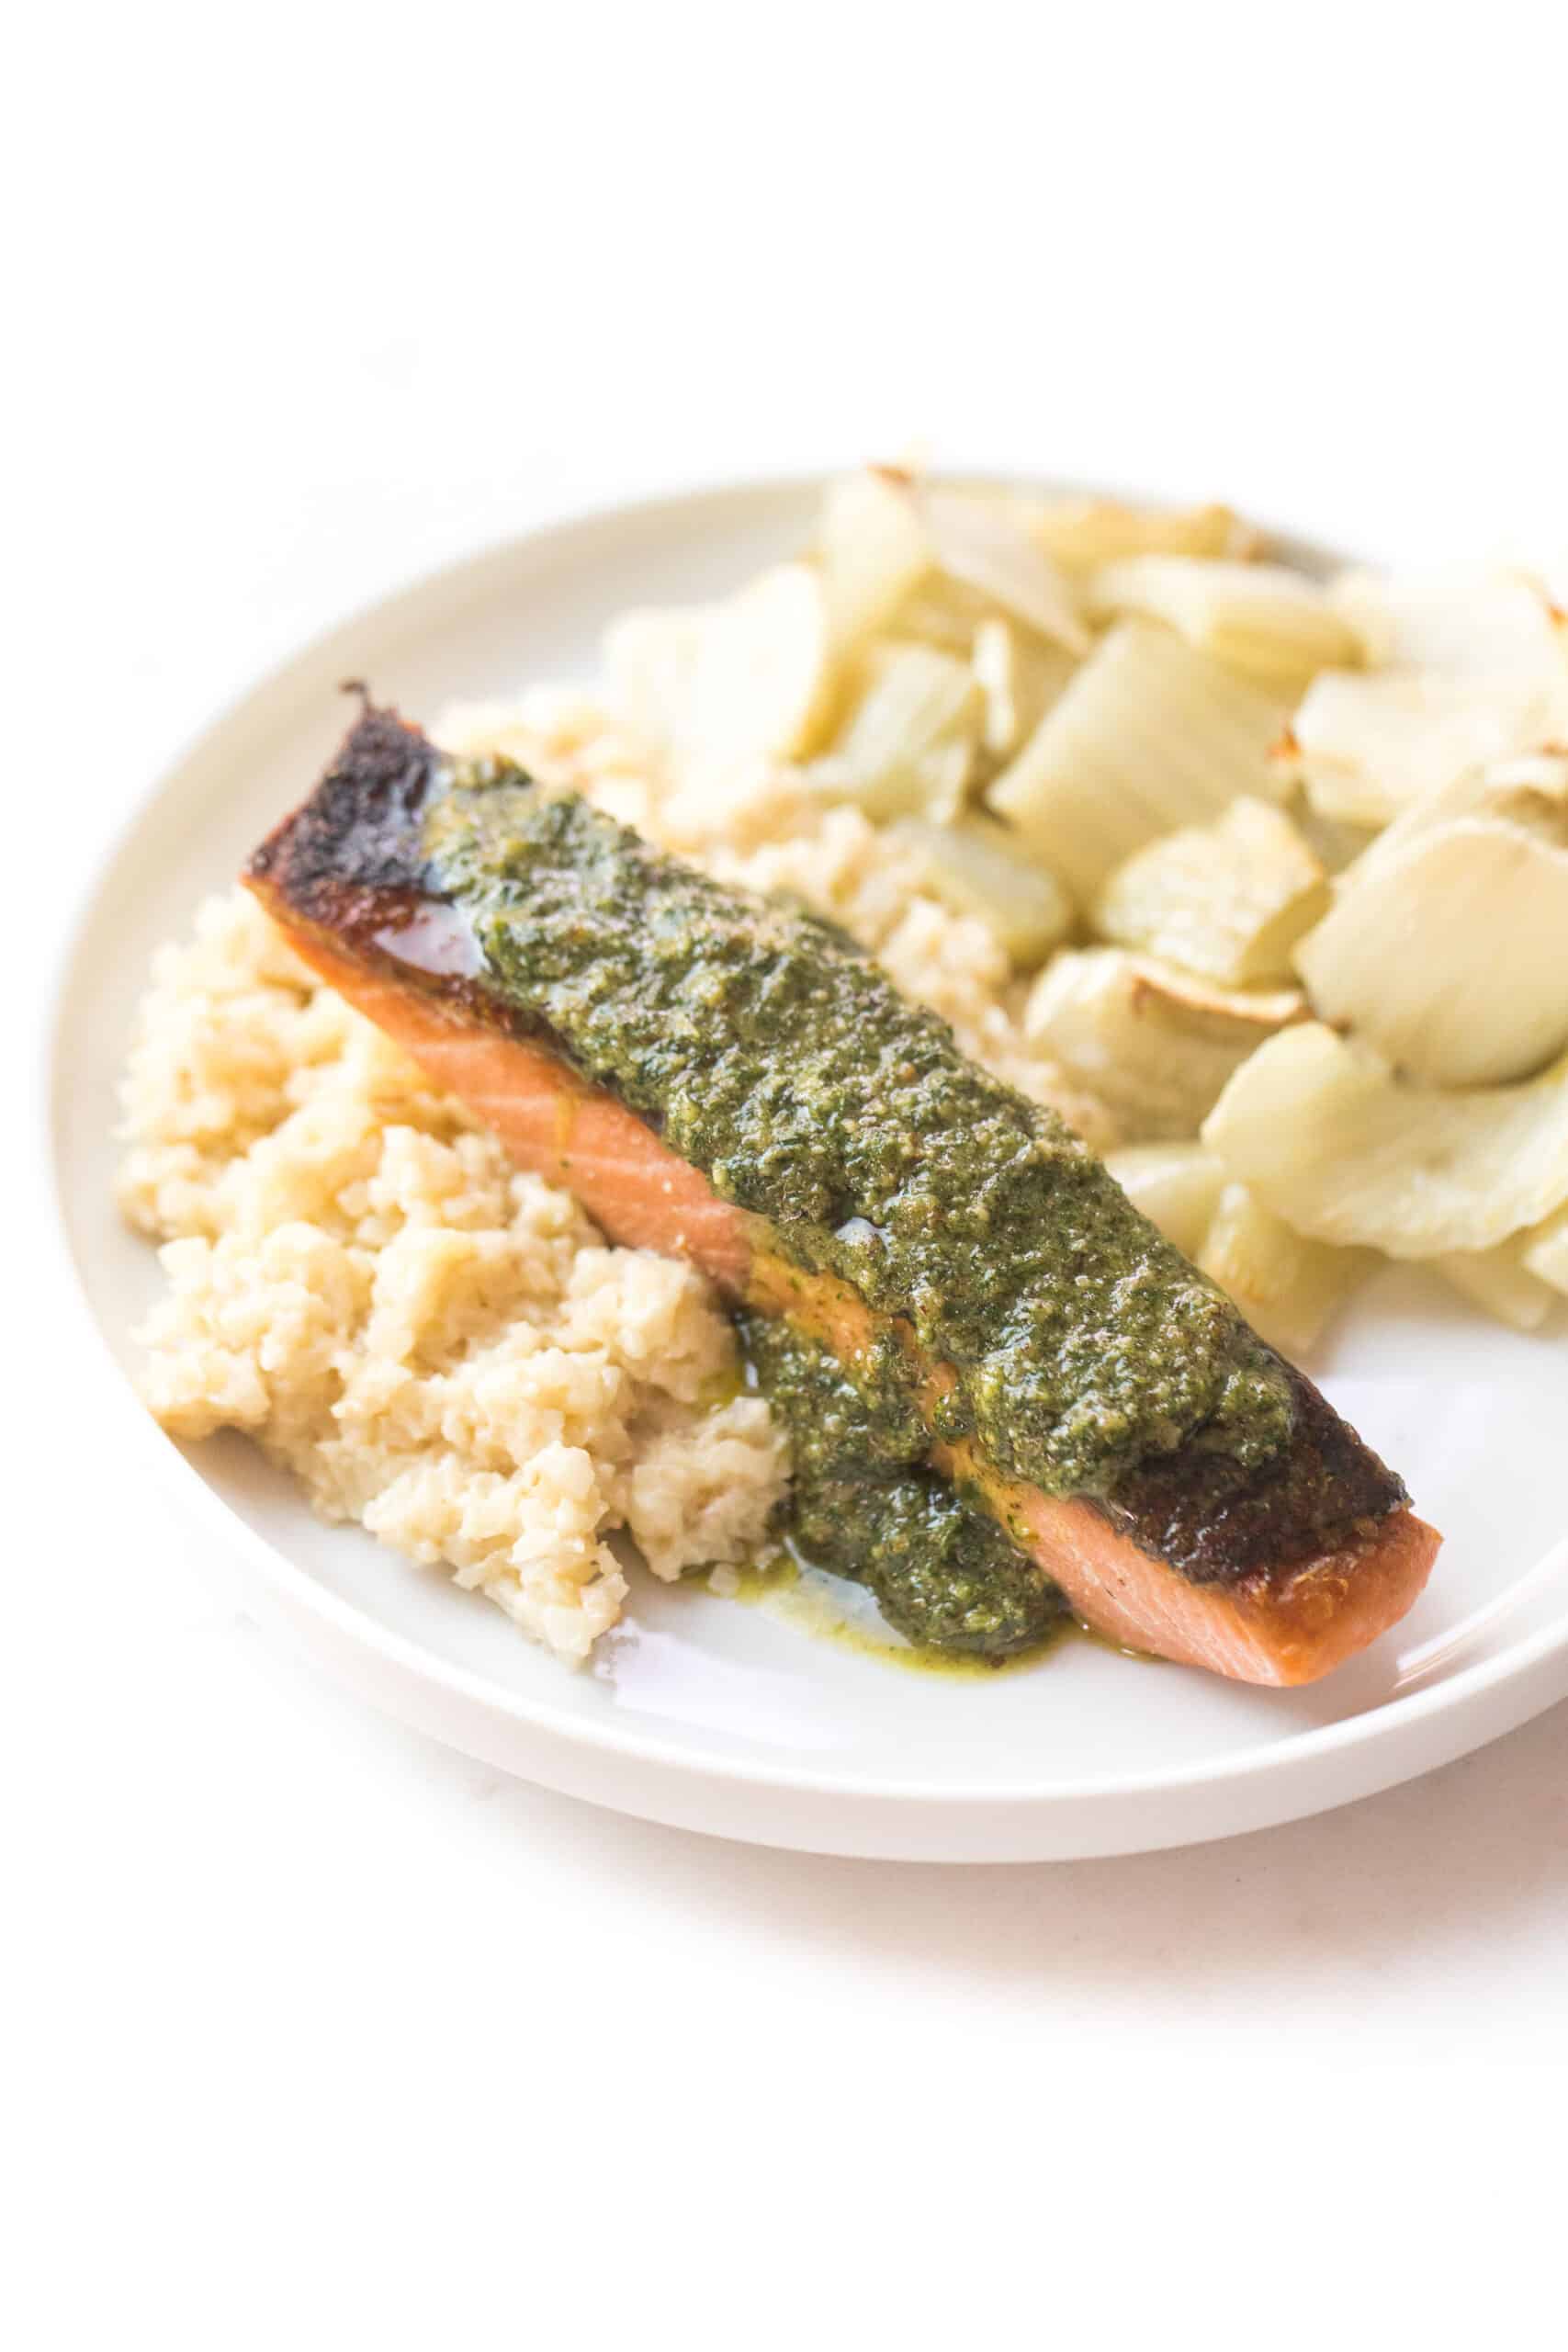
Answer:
[245,706,1439,1683]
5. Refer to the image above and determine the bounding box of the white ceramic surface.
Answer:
[45,476,1568,1861]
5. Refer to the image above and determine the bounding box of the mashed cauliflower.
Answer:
[118,888,787,1661]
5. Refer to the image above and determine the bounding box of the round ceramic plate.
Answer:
[45,475,1568,1861]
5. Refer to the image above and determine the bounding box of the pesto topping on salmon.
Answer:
[736,1310,1066,1658]
[423,762,1298,1502]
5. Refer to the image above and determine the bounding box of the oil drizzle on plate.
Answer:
[714,1552,1075,1679]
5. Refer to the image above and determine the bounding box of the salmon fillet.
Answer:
[245,706,1440,1683]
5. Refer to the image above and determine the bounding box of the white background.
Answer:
[11,6,1568,2344]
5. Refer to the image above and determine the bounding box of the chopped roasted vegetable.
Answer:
[818,468,933,650]
[807,641,982,820]
[889,579,1081,750]
[1521,1206,1568,1297]
[1202,1024,1568,1257]
[886,811,1072,965]
[1010,494,1257,571]
[987,620,1289,903]
[606,561,837,778]
[1103,1142,1225,1258]
[604,604,707,761]
[1287,671,1556,827]
[1285,794,1382,877]
[1330,563,1568,682]
[1094,797,1327,986]
[1088,557,1361,686]
[1436,1237,1559,1332]
[1294,808,1568,1086]
[917,488,1089,657]
[1381,747,1568,842]
[1197,1183,1371,1356]
[892,571,999,653]
[971,616,1020,756]
[1024,948,1302,1141]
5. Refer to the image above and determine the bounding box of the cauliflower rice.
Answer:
[119,686,1104,1663]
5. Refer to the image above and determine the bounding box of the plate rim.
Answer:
[42,466,1568,1850]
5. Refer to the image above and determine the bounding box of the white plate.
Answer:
[44,473,1568,1861]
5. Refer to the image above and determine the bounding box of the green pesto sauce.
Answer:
[735,1309,1066,1660]
[425,767,1295,1502]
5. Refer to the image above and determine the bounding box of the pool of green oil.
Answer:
[712,1553,1078,1679]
